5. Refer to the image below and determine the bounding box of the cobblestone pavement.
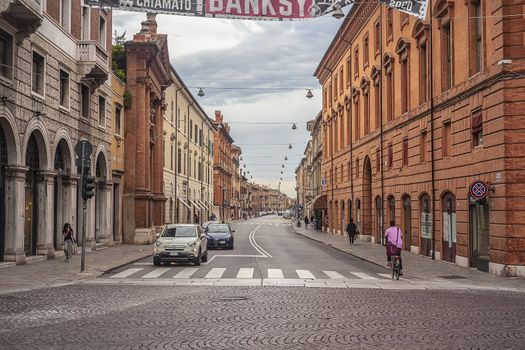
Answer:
[1,284,524,349]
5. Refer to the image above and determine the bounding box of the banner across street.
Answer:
[85,0,354,20]
[378,0,428,20]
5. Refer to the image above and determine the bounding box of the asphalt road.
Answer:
[101,215,388,283]
[1,216,524,349]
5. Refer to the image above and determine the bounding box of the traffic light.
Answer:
[82,173,96,200]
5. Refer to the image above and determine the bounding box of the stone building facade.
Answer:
[111,74,125,243]
[213,110,234,221]
[315,0,525,276]
[305,112,324,223]
[163,66,215,225]
[0,0,114,264]
[123,13,171,244]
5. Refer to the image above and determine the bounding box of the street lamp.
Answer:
[197,88,205,97]
[332,7,344,19]
[306,89,314,98]
[288,144,293,149]
[292,123,297,130]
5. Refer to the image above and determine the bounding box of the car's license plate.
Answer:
[169,251,181,256]
[219,240,225,244]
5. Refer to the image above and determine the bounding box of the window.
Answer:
[472,110,483,147]
[419,42,428,103]
[115,104,122,135]
[80,84,90,118]
[363,92,370,135]
[98,96,106,126]
[60,0,71,31]
[374,19,380,55]
[81,4,90,40]
[386,7,393,40]
[443,121,452,157]
[329,83,332,104]
[420,130,427,162]
[376,148,381,173]
[386,64,394,121]
[189,120,193,139]
[0,29,14,80]
[356,158,360,179]
[177,107,181,128]
[170,142,174,170]
[170,101,174,123]
[32,51,45,96]
[388,143,393,168]
[441,22,453,91]
[363,34,369,67]
[402,138,408,167]
[374,82,380,129]
[339,67,343,93]
[194,124,198,143]
[354,98,360,141]
[188,155,192,177]
[400,54,409,113]
[333,77,337,101]
[346,57,351,85]
[469,0,483,75]
[177,148,182,173]
[400,12,409,29]
[59,69,69,108]
[353,46,359,77]
[98,16,106,49]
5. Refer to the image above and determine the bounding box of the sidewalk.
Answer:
[0,245,151,295]
[293,224,525,291]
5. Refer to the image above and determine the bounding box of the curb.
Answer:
[101,252,153,275]
[291,224,389,271]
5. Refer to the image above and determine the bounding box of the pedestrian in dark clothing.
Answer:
[304,216,310,226]
[194,214,199,224]
[346,218,359,245]
[310,215,314,225]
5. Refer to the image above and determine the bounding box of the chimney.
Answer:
[139,12,157,35]
[215,110,223,123]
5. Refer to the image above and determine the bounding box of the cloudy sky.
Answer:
[113,10,344,198]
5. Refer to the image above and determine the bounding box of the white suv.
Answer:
[153,224,208,266]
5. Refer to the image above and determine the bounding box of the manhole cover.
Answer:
[211,296,248,303]
[438,275,467,279]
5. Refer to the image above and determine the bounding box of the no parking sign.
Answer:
[469,181,488,200]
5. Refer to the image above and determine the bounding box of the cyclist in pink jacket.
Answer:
[384,221,403,274]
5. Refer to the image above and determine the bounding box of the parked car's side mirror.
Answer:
[231,230,235,233]
[155,232,160,239]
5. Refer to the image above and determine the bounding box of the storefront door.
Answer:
[469,196,489,271]
[442,193,456,263]
[24,135,39,256]
[403,196,411,251]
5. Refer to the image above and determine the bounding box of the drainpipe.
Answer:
[187,101,194,223]
[379,3,385,245]
[429,1,437,260]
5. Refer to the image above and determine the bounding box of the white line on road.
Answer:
[350,272,378,280]
[237,268,254,279]
[267,269,284,279]
[110,268,143,279]
[323,271,346,279]
[173,268,199,279]
[142,268,170,279]
[296,270,315,279]
[132,262,152,266]
[249,224,272,258]
[205,268,226,279]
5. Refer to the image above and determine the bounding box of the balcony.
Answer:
[1,0,43,39]
[78,41,110,90]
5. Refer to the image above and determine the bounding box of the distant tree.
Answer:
[112,30,127,81]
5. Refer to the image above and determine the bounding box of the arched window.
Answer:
[395,38,410,113]
[383,53,394,121]
[388,195,396,224]
[434,0,455,92]
[413,21,430,104]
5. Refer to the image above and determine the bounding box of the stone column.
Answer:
[4,165,28,265]
[37,170,56,259]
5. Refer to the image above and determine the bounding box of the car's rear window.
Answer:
[162,226,196,238]
[207,224,230,233]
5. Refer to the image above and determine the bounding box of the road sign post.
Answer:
[75,140,93,273]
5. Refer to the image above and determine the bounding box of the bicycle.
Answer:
[390,252,401,280]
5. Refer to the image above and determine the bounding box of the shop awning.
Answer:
[312,195,327,210]
[179,198,191,209]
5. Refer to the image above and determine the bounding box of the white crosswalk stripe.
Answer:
[237,268,254,279]
[142,268,170,279]
[205,268,226,279]
[350,272,378,280]
[378,273,393,279]
[267,268,284,279]
[173,267,199,279]
[323,271,346,279]
[296,270,315,279]
[110,268,143,279]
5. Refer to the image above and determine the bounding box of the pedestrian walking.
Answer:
[209,213,217,221]
[194,214,199,224]
[304,216,310,228]
[346,218,359,245]
[62,223,75,262]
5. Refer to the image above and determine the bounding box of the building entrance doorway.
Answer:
[402,195,411,251]
[469,196,489,271]
[0,124,6,261]
[442,192,456,263]
[420,193,432,257]
[24,134,39,256]
[375,196,382,243]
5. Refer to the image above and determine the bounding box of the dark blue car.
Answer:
[205,224,235,250]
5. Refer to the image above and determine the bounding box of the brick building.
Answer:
[231,145,241,219]
[123,13,172,244]
[0,0,113,264]
[213,110,234,221]
[315,1,525,276]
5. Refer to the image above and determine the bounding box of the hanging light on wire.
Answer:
[197,88,205,97]
[306,89,314,98]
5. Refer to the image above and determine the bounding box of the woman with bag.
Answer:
[384,220,403,274]
[62,223,75,263]
[346,218,359,245]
